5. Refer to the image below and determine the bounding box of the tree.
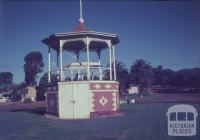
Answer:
[174,68,200,91]
[130,59,154,94]
[103,61,129,94]
[152,65,163,85]
[24,51,44,86]
[37,73,58,100]
[9,82,26,102]
[0,72,13,85]
[152,66,176,86]
[0,72,13,92]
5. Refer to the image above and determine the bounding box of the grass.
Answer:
[0,103,199,140]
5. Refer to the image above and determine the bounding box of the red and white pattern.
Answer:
[46,92,58,115]
[90,83,118,90]
[99,96,108,106]
[47,84,58,92]
[90,82,119,112]
[92,91,114,112]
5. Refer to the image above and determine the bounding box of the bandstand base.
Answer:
[45,81,120,119]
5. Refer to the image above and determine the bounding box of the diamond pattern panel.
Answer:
[46,92,58,115]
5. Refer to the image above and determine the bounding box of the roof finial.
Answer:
[79,0,84,23]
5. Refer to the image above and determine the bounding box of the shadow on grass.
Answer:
[11,107,46,116]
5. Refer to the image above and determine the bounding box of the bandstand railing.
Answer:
[49,62,112,82]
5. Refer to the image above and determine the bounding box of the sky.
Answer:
[0,0,200,83]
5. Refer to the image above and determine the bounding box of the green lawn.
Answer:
[0,103,199,140]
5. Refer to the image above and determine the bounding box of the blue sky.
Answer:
[0,0,200,83]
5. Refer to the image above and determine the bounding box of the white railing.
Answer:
[49,62,110,82]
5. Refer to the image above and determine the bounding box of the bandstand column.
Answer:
[97,50,102,80]
[112,45,116,81]
[70,68,73,81]
[86,37,90,80]
[108,40,113,80]
[56,51,59,68]
[48,47,51,83]
[59,40,64,81]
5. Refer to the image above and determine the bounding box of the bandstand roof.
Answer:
[42,31,119,52]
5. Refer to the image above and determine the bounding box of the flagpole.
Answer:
[79,0,84,23]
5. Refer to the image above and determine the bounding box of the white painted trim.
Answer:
[59,37,111,48]
[108,40,113,80]
[98,59,102,80]
[56,51,59,68]
[112,45,116,81]
[55,31,118,38]
[86,37,90,80]
[48,47,51,83]
[58,80,119,85]
[59,40,63,81]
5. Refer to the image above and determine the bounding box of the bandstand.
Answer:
[42,0,120,119]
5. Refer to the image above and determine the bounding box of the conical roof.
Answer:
[74,20,88,32]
